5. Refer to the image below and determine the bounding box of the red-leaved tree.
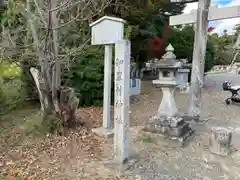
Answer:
[149,23,171,59]
[208,26,215,33]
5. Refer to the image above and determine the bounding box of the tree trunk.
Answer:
[60,87,80,128]
[49,0,61,113]
[27,0,80,133]
[30,68,45,112]
[229,33,240,71]
[30,67,80,130]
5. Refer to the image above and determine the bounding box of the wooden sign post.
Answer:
[90,16,126,137]
[170,1,240,119]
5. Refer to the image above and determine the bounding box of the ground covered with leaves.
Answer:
[0,107,131,180]
[2,81,240,179]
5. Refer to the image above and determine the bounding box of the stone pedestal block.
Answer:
[209,127,232,156]
[144,116,194,146]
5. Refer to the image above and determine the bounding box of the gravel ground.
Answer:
[2,75,240,180]
[122,78,240,180]
[130,80,240,126]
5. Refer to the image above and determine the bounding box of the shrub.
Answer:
[205,41,217,72]
[0,78,24,113]
[20,55,39,101]
[0,60,26,113]
[0,79,5,104]
[168,26,217,73]
[69,46,106,107]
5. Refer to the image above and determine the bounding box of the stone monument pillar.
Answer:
[114,40,130,163]
[144,44,194,146]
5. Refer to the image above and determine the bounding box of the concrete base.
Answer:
[103,153,139,172]
[91,127,114,138]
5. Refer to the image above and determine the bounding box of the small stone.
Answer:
[209,127,232,156]
[170,117,183,128]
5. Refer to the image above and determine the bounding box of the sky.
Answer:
[183,0,240,35]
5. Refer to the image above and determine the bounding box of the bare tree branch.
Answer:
[26,0,44,71]
[49,0,70,12]
[33,0,47,26]
[51,0,113,30]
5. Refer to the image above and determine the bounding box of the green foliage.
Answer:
[168,25,217,72]
[20,55,39,100]
[69,47,105,107]
[0,0,36,106]
[3,0,236,112]
[0,78,25,113]
[104,0,186,61]
[167,26,194,60]
[0,60,21,77]
[205,40,217,72]
[208,30,238,66]
[124,25,133,40]
[0,60,27,114]
[0,79,4,105]
[0,0,186,110]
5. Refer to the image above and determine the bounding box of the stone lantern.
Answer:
[144,44,194,146]
[152,44,181,117]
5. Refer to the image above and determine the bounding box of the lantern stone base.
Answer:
[144,116,195,146]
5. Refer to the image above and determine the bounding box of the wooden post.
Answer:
[188,0,211,118]
[103,45,113,129]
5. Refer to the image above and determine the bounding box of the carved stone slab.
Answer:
[209,127,232,156]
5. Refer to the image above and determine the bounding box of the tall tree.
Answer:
[0,0,112,132]
[167,25,217,72]
[103,0,186,65]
